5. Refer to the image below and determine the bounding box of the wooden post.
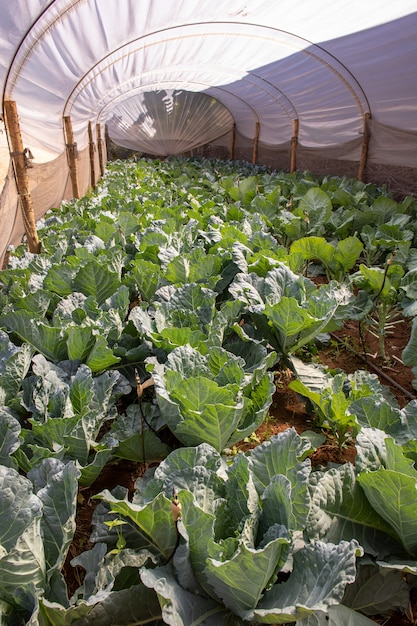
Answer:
[64,115,80,198]
[96,123,105,176]
[358,112,371,182]
[290,118,299,173]
[88,121,96,188]
[3,100,40,253]
[252,121,260,164]
[229,123,236,160]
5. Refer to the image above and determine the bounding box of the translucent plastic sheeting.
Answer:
[107,90,234,156]
[1,0,416,163]
[0,145,101,267]
[1,0,417,261]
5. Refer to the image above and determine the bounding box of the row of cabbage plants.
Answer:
[0,157,417,625]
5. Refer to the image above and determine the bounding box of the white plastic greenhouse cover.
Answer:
[1,0,417,263]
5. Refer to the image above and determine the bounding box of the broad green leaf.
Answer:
[67,325,96,362]
[350,396,401,432]
[95,219,119,244]
[20,268,56,299]
[206,298,244,347]
[115,429,171,463]
[97,491,177,559]
[297,187,332,234]
[296,604,378,625]
[263,264,316,304]
[29,415,81,449]
[140,451,226,520]
[290,236,335,273]
[0,311,68,362]
[291,357,329,394]
[228,272,267,309]
[265,297,318,354]
[52,291,88,325]
[125,258,162,302]
[13,442,65,474]
[154,282,216,328]
[358,469,417,556]
[85,335,120,372]
[0,468,45,601]
[28,459,79,573]
[39,545,144,625]
[49,585,163,625]
[0,410,21,469]
[75,545,155,602]
[356,265,393,301]
[152,327,207,352]
[394,400,417,444]
[204,529,290,613]
[44,263,77,296]
[371,195,399,220]
[189,250,222,284]
[259,475,292,533]
[250,428,312,491]
[144,442,224,489]
[400,268,417,300]
[0,521,46,604]
[264,281,350,356]
[104,284,130,317]
[342,563,409,616]
[165,255,191,283]
[226,376,275,451]
[402,316,417,367]
[333,236,364,273]
[141,565,229,625]
[69,364,95,416]
[73,259,120,305]
[385,437,417,477]
[0,331,33,403]
[355,427,389,473]
[228,176,257,205]
[170,376,243,450]
[250,429,312,528]
[116,210,141,238]
[77,447,116,487]
[0,466,43,551]
[152,346,209,383]
[242,540,360,623]
[306,464,400,557]
[71,541,108,599]
[225,453,258,525]
[176,490,219,584]
[208,347,245,385]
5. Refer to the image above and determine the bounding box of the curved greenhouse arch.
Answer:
[0,0,416,260]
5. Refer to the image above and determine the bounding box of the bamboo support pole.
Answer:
[229,123,236,160]
[290,118,299,173]
[252,121,260,164]
[64,115,80,199]
[88,121,96,188]
[3,100,40,253]
[96,123,105,176]
[358,112,371,182]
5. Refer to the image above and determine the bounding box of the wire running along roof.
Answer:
[1,0,417,164]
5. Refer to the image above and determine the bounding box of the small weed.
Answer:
[244,432,262,445]
[104,518,128,554]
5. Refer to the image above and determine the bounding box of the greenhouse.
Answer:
[1,2,417,625]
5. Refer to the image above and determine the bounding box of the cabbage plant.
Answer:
[147,343,276,451]
[94,432,361,625]
[229,264,354,367]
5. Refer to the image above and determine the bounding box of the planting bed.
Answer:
[63,314,417,624]
[1,156,417,625]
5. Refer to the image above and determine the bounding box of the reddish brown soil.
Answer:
[63,316,417,623]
